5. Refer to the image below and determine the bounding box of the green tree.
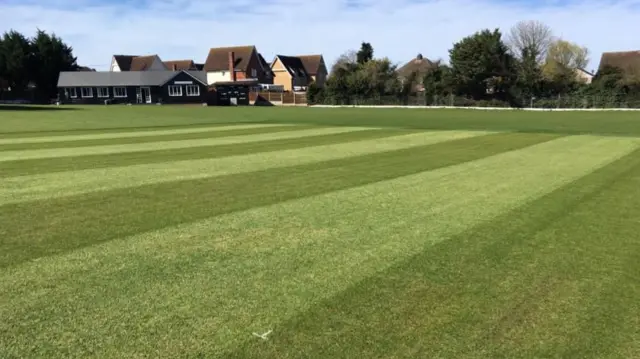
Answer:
[356,42,374,65]
[31,29,77,100]
[516,46,544,99]
[0,37,5,82]
[0,30,32,94]
[449,29,517,100]
[542,39,589,92]
[592,65,625,92]
[331,50,358,73]
[358,57,398,96]
[423,64,454,104]
[324,66,353,104]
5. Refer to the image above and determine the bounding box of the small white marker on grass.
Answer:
[252,330,273,340]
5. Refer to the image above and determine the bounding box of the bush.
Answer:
[306,82,324,105]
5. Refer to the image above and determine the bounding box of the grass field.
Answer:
[1,106,639,358]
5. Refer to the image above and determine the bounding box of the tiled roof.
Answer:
[274,55,308,78]
[397,54,435,78]
[113,55,137,71]
[297,55,323,75]
[164,60,197,71]
[58,70,207,87]
[130,55,164,71]
[599,51,640,78]
[258,53,273,76]
[204,46,255,72]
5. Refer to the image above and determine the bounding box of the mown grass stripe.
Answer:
[0,127,369,162]
[227,144,640,359]
[0,132,558,269]
[0,123,289,146]
[0,120,255,138]
[2,134,637,359]
[0,131,489,204]
[0,125,308,151]
[0,129,409,178]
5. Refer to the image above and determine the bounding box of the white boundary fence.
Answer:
[310,105,640,112]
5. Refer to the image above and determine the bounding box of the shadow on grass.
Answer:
[0,105,81,111]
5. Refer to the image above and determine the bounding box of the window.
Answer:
[168,85,182,96]
[97,87,109,98]
[251,68,257,77]
[67,88,77,98]
[114,87,127,98]
[186,85,200,97]
[81,87,93,98]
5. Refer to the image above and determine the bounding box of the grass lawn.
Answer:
[1,105,639,358]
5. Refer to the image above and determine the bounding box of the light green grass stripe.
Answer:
[0,123,283,145]
[0,130,489,204]
[1,135,637,358]
[0,127,370,162]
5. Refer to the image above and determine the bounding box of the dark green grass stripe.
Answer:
[0,132,560,269]
[0,121,255,138]
[226,147,640,359]
[0,125,311,151]
[0,129,408,178]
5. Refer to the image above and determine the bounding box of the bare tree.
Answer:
[330,50,358,73]
[507,20,553,63]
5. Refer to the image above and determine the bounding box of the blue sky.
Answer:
[1,0,638,71]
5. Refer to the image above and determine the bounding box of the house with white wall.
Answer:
[110,55,167,72]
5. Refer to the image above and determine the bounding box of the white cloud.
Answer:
[1,0,639,71]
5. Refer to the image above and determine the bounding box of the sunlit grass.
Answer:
[1,106,639,359]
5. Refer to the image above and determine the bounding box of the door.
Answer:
[141,87,152,103]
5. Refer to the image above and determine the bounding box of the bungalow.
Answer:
[57,70,209,104]
[271,55,309,92]
[110,55,167,71]
[297,55,328,87]
[204,45,272,85]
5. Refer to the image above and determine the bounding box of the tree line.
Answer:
[0,29,78,102]
[308,21,640,108]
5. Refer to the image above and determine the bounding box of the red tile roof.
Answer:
[164,60,197,71]
[204,46,255,72]
[297,55,324,75]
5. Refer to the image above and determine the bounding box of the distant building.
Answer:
[110,55,167,71]
[397,54,436,92]
[203,45,272,85]
[575,68,594,84]
[598,50,640,82]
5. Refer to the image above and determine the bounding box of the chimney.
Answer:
[172,64,177,71]
[228,51,237,82]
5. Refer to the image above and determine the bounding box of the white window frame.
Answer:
[81,87,93,98]
[113,87,127,98]
[186,85,200,97]
[97,87,109,98]
[168,85,182,97]
[68,88,77,98]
